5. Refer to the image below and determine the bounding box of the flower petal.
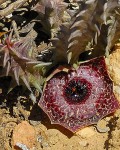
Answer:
[39,57,120,132]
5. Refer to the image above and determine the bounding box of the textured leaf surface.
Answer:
[50,0,120,64]
[32,0,68,35]
[0,33,51,101]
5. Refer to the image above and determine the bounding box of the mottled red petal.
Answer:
[38,57,120,133]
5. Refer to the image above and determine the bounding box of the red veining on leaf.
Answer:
[38,57,120,133]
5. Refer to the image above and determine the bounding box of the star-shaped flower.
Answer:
[39,57,120,132]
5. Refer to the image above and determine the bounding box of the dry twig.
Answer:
[0,0,29,18]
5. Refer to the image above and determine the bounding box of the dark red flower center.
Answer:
[64,78,91,104]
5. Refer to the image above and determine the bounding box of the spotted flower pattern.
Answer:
[39,57,120,132]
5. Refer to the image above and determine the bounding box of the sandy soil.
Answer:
[0,99,120,150]
[0,45,120,150]
[1,46,120,150]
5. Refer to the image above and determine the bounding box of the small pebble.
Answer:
[12,121,36,149]
[29,120,41,126]
[15,142,29,150]
[96,119,110,133]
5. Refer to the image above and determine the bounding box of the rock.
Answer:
[12,121,36,150]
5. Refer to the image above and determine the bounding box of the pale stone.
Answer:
[12,121,36,149]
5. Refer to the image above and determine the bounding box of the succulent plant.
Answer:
[38,0,120,132]
[38,57,120,132]
[48,0,120,64]
[32,0,68,36]
[0,31,51,102]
